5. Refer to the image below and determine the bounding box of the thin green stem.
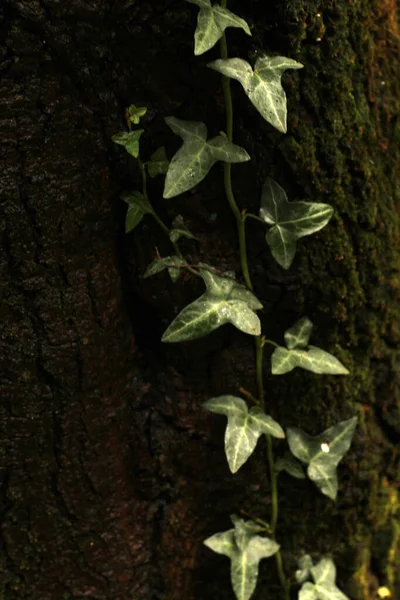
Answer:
[244,212,265,225]
[218,15,289,599]
[264,338,280,349]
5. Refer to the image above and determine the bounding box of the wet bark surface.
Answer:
[0,1,399,599]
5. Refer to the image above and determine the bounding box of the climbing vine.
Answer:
[112,1,357,598]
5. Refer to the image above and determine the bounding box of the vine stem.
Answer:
[219,14,289,599]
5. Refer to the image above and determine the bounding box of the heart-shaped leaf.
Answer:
[208,56,303,133]
[296,554,314,584]
[120,191,153,233]
[287,417,357,500]
[271,317,349,376]
[144,255,187,283]
[112,130,144,158]
[203,396,284,473]
[163,117,250,198]
[147,146,169,178]
[186,0,251,55]
[259,178,334,269]
[275,453,306,480]
[170,215,196,243]
[204,516,279,600]
[299,558,350,600]
[127,104,147,125]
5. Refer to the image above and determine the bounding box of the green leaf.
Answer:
[162,295,260,342]
[208,56,303,133]
[287,417,357,500]
[284,316,313,350]
[296,554,314,584]
[275,453,306,480]
[170,215,196,243]
[230,515,264,551]
[127,104,147,125]
[120,191,153,233]
[147,146,169,178]
[259,178,334,269]
[204,517,279,600]
[271,317,350,376]
[186,0,251,55]
[271,346,350,375]
[203,396,284,473]
[199,267,263,310]
[299,558,350,600]
[162,266,262,342]
[112,130,144,158]
[144,255,186,283]
[163,117,250,198]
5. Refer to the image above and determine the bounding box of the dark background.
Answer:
[1,1,399,599]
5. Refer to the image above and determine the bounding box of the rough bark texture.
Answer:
[0,1,399,600]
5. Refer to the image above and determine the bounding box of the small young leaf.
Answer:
[186,0,251,55]
[275,453,306,480]
[296,554,314,584]
[147,146,169,178]
[169,215,196,243]
[259,178,334,269]
[127,104,147,125]
[204,520,279,600]
[271,316,349,376]
[208,56,303,133]
[203,396,284,473]
[230,515,264,551]
[287,417,357,500]
[120,191,153,233]
[300,558,350,600]
[144,255,186,283]
[163,117,250,198]
[284,316,313,350]
[112,130,144,158]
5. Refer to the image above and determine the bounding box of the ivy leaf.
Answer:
[284,316,313,350]
[170,215,196,243]
[162,266,262,342]
[199,267,263,310]
[271,346,350,375]
[203,396,284,473]
[230,515,264,551]
[296,554,314,584]
[259,178,334,269]
[143,255,186,283]
[299,558,350,600]
[162,295,260,342]
[112,130,144,158]
[271,317,349,376]
[208,56,303,133]
[163,117,250,198]
[147,146,169,178]
[286,417,358,500]
[127,104,147,125]
[204,517,279,600]
[120,191,153,233]
[186,0,251,56]
[275,453,306,480]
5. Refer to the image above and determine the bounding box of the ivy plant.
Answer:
[111,1,357,599]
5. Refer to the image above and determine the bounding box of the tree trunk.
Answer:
[0,1,399,600]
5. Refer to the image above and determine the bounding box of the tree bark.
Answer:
[0,1,399,600]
